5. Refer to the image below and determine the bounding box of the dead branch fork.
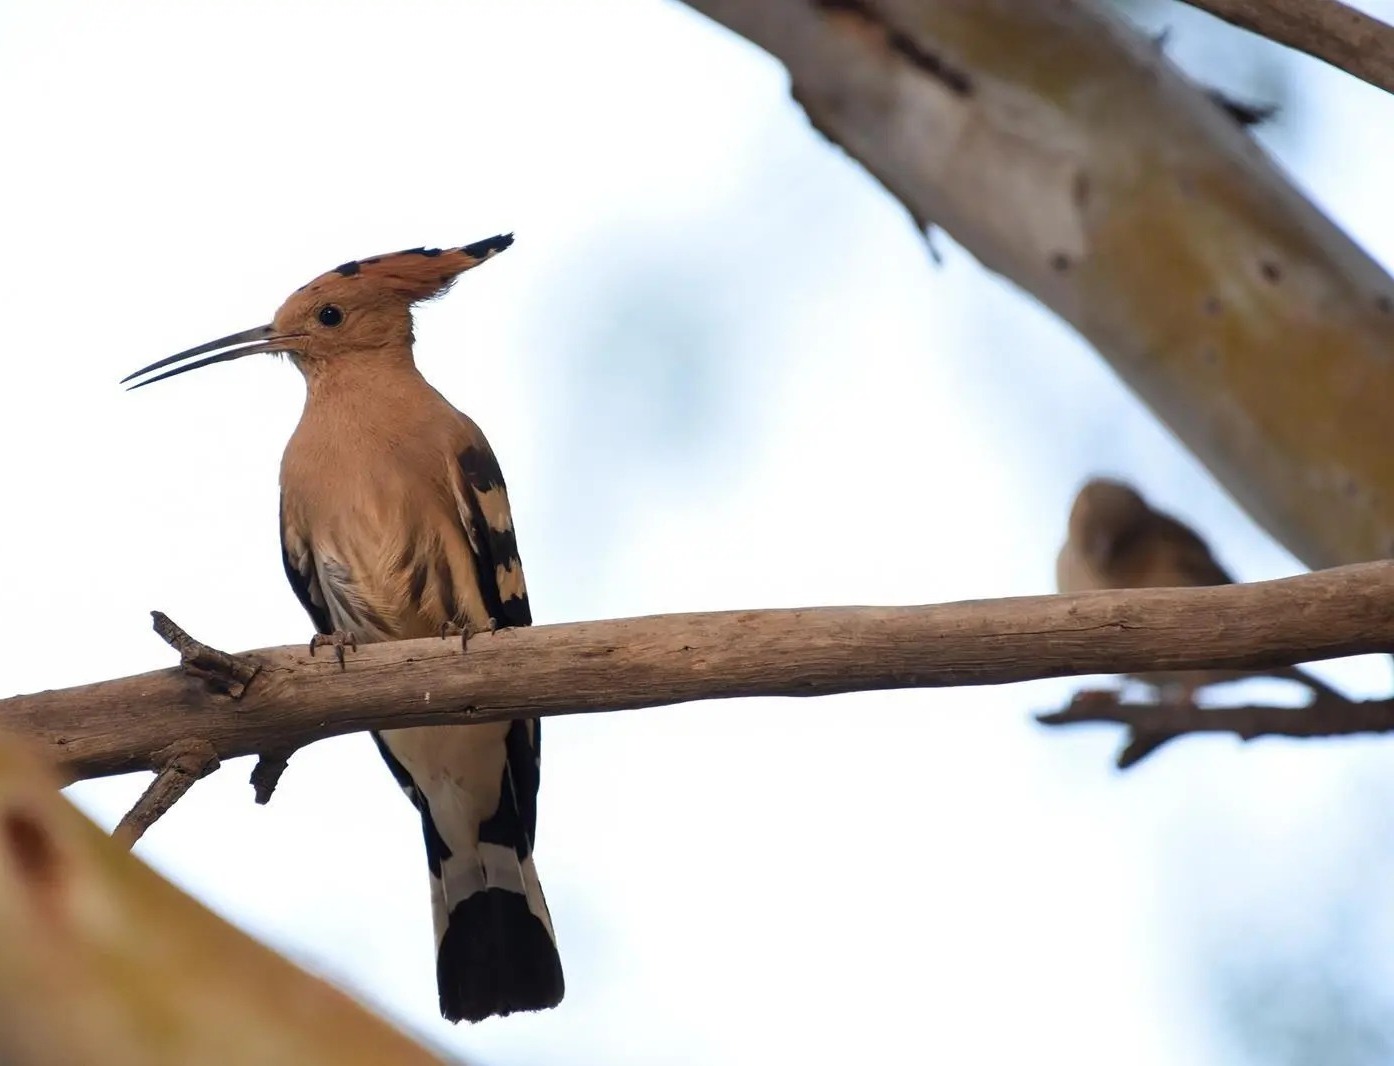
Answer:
[113,612,279,847]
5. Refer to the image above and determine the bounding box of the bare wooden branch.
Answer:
[249,751,292,805]
[677,0,1394,570]
[112,740,220,848]
[151,610,259,698]
[1181,0,1394,98]
[2,561,1393,784]
[1038,687,1394,768]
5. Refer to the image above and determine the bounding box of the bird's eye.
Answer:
[318,305,344,327]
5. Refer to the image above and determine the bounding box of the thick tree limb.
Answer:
[0,733,451,1065]
[1038,687,1394,768]
[1181,0,1394,98]
[679,0,1394,570]
[2,562,1393,787]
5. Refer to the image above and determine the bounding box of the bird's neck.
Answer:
[288,354,448,463]
[299,352,432,408]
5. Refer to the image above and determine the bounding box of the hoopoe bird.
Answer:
[1056,477,1345,706]
[121,236,564,1024]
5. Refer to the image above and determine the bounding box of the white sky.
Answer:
[4,2,1394,1063]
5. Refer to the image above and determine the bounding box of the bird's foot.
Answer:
[309,630,357,671]
[441,617,498,651]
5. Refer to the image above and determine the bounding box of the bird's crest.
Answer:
[304,234,515,304]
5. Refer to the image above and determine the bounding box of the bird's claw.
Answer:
[441,617,498,651]
[309,630,357,671]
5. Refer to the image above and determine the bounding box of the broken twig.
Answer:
[249,751,293,806]
[151,610,260,698]
[112,740,220,848]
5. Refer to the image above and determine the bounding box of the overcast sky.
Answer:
[4,2,1394,1063]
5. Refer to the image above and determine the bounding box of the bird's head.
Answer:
[1068,477,1152,566]
[121,234,513,390]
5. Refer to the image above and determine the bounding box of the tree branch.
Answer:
[150,610,260,698]
[112,740,220,848]
[1180,0,1394,98]
[678,0,1394,571]
[249,750,293,805]
[1038,687,1394,768]
[3,562,1393,789]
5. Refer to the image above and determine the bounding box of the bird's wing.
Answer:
[281,501,333,635]
[450,439,533,629]
[447,431,539,846]
[1154,513,1236,587]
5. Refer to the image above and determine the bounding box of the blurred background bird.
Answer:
[1056,477,1349,708]
[122,237,564,1024]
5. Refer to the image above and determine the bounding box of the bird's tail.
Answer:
[432,846,564,1024]
[372,725,564,1024]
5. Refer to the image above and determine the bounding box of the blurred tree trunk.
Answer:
[681,0,1394,569]
[0,732,450,1066]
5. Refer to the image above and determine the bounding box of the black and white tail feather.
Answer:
[372,721,562,1023]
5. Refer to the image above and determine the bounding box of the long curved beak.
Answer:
[121,324,292,390]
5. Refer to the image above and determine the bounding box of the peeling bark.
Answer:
[682,0,1394,568]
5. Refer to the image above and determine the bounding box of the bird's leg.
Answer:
[440,617,499,651]
[1157,680,1200,712]
[308,630,357,671]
